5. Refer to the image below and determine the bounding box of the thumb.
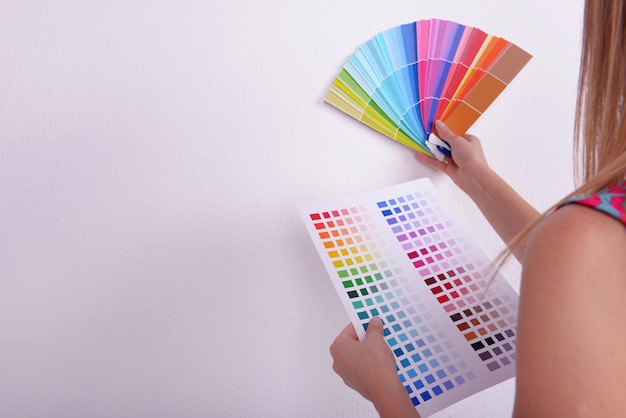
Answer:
[434,120,462,143]
[365,317,385,339]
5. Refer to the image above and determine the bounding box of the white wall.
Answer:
[0,1,582,417]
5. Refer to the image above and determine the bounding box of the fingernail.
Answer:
[370,317,383,326]
[435,120,444,127]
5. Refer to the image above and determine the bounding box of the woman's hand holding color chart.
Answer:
[330,317,421,418]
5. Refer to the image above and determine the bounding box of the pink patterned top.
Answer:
[562,180,626,224]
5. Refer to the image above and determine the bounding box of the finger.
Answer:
[415,151,448,172]
[330,323,358,358]
[416,151,459,176]
[365,316,384,338]
[443,155,455,165]
[339,322,358,340]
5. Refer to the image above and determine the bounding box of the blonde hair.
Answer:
[504,0,626,260]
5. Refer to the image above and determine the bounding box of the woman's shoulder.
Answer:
[561,180,626,224]
[528,200,626,264]
[521,201,626,294]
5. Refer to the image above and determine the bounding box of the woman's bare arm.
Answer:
[513,204,626,417]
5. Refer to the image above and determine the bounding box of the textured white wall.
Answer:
[0,1,582,417]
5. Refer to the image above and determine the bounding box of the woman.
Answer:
[329,1,626,417]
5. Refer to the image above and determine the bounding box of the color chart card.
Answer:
[298,178,518,417]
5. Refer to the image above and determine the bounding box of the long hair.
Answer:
[503,0,626,261]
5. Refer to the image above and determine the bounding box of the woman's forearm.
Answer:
[462,167,540,261]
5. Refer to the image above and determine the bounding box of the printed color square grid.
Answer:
[309,206,476,408]
[298,178,519,417]
[377,189,517,372]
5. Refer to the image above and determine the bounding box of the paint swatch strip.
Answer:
[298,178,519,417]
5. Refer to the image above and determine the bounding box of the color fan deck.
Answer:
[325,19,531,160]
